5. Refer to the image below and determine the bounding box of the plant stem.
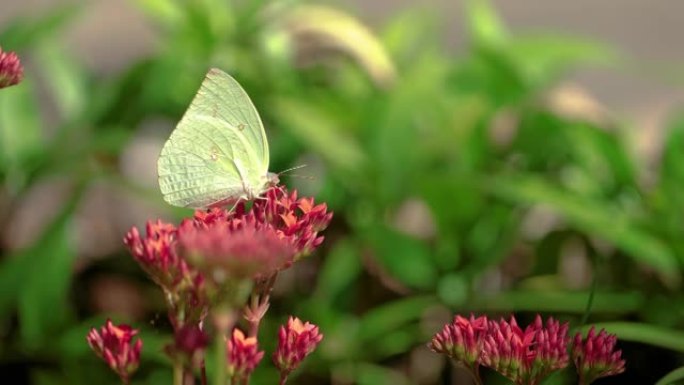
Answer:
[214,330,227,385]
[466,365,484,385]
[173,361,184,385]
[200,358,208,385]
[279,374,288,385]
[213,308,236,385]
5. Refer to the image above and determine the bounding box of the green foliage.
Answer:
[1,0,683,383]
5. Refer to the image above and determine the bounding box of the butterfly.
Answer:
[157,68,279,209]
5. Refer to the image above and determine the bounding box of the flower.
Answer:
[480,315,569,385]
[226,328,264,381]
[179,219,295,281]
[191,187,332,261]
[0,47,23,89]
[572,327,625,384]
[123,220,206,328]
[429,314,487,368]
[124,220,183,290]
[86,320,142,384]
[273,316,323,378]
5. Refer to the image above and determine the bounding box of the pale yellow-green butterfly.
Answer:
[157,68,279,208]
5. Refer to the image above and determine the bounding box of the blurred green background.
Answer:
[2,0,684,384]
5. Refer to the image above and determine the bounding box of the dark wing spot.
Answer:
[238,123,245,131]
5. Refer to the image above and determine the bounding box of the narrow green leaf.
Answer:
[0,79,42,190]
[272,97,365,173]
[465,0,507,47]
[472,291,644,313]
[656,366,684,385]
[18,186,83,348]
[35,41,87,119]
[581,322,684,353]
[355,363,412,385]
[0,5,80,50]
[129,0,185,29]
[314,238,362,302]
[357,296,437,341]
[506,34,616,86]
[488,174,679,280]
[363,224,438,290]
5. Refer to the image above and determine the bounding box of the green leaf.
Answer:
[370,326,421,360]
[656,366,684,385]
[357,296,436,341]
[129,0,185,29]
[505,34,616,87]
[581,322,684,353]
[465,0,507,47]
[488,174,679,281]
[0,5,80,50]
[0,79,43,190]
[313,238,362,303]
[437,273,469,306]
[355,363,412,385]
[363,224,438,290]
[272,97,365,173]
[473,291,644,313]
[17,186,83,348]
[562,122,636,190]
[35,40,87,119]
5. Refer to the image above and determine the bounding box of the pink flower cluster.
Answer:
[430,314,625,385]
[90,187,331,384]
[226,328,265,381]
[481,315,569,385]
[122,187,332,327]
[0,47,22,89]
[429,314,487,369]
[573,327,626,384]
[273,316,324,380]
[86,320,142,385]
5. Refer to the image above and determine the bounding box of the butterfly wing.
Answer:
[157,68,270,208]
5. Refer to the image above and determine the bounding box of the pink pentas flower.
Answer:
[429,314,488,368]
[124,220,184,290]
[226,328,264,381]
[273,316,323,380]
[86,320,142,384]
[233,187,333,259]
[0,47,23,89]
[123,220,207,328]
[480,315,569,385]
[572,327,626,384]
[179,218,296,280]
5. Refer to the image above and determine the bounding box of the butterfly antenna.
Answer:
[277,164,307,176]
[285,173,315,180]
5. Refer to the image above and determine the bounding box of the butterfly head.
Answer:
[266,172,280,187]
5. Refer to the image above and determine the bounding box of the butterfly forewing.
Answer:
[157,68,270,208]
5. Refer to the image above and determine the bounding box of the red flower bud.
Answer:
[226,328,264,381]
[273,317,323,378]
[572,327,625,384]
[86,320,142,384]
[429,314,488,368]
[0,47,23,89]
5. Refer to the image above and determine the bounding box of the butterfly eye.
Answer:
[238,123,245,131]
